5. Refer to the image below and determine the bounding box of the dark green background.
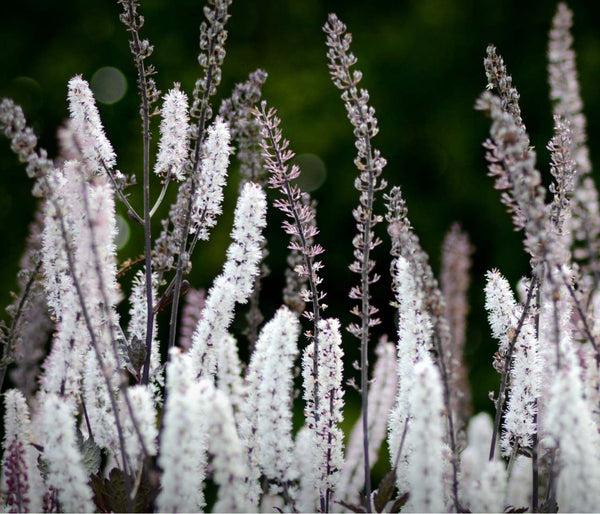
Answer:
[1,0,599,422]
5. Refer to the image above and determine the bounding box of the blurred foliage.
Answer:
[1,0,599,420]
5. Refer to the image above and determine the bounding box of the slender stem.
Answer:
[490,275,538,460]
[100,158,143,225]
[0,259,42,393]
[123,0,154,387]
[531,411,539,512]
[432,328,460,512]
[149,174,171,218]
[560,268,599,355]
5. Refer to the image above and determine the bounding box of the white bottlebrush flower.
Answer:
[388,256,432,489]
[2,390,44,512]
[197,378,257,512]
[506,455,532,511]
[302,317,345,503]
[83,348,120,457]
[484,269,518,356]
[67,75,116,172]
[127,269,163,398]
[402,354,447,513]
[223,181,268,303]
[191,116,232,240]
[216,333,244,416]
[154,85,190,181]
[337,336,397,506]
[545,363,600,512]
[157,348,207,513]
[190,182,267,379]
[485,269,541,456]
[253,307,300,483]
[467,459,507,513]
[120,385,158,473]
[294,426,318,513]
[39,394,95,513]
[39,168,89,400]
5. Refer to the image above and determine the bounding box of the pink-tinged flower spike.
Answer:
[2,390,44,512]
[441,223,473,428]
[157,348,207,512]
[39,394,95,513]
[403,354,448,513]
[548,3,600,286]
[485,270,541,457]
[388,256,432,490]
[179,287,205,350]
[154,84,189,181]
[197,378,257,512]
[253,307,299,487]
[119,385,157,474]
[337,336,397,506]
[191,116,232,241]
[302,317,345,511]
[190,182,267,379]
[545,363,600,511]
[67,75,116,173]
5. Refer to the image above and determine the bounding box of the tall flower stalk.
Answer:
[324,15,387,511]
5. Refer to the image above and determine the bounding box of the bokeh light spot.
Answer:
[91,67,127,105]
[294,153,326,192]
[115,215,131,250]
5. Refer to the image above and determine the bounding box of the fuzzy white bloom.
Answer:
[506,456,532,510]
[67,75,116,172]
[337,336,397,506]
[39,168,88,399]
[222,181,268,303]
[154,85,190,181]
[192,116,232,240]
[467,459,507,513]
[460,413,499,510]
[485,269,541,455]
[484,269,518,356]
[190,182,267,379]
[302,317,345,501]
[83,349,120,456]
[216,333,245,416]
[546,363,600,512]
[39,394,95,513]
[197,379,256,512]
[190,275,236,379]
[253,307,299,482]
[294,426,318,513]
[127,269,163,398]
[2,390,44,512]
[388,256,432,489]
[157,348,207,512]
[402,354,447,513]
[120,385,158,473]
